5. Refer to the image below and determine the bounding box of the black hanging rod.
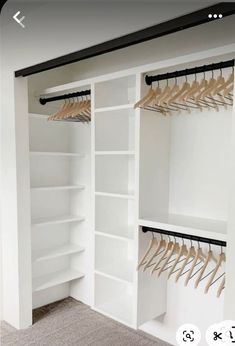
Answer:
[145,59,235,86]
[142,226,226,247]
[39,89,91,105]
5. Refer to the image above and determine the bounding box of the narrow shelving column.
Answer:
[29,100,92,310]
[93,75,138,327]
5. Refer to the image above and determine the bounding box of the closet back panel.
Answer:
[30,156,71,187]
[95,155,135,194]
[29,119,70,152]
[95,196,132,231]
[95,109,135,151]
[169,110,232,220]
[95,76,136,108]
[31,190,70,219]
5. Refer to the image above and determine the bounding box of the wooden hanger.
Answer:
[194,244,216,288]
[217,276,225,298]
[157,237,180,277]
[184,242,205,286]
[151,236,174,275]
[48,99,68,120]
[175,239,196,282]
[213,69,234,95]
[134,87,155,109]
[204,250,226,294]
[168,239,188,279]
[142,236,166,272]
[137,233,158,270]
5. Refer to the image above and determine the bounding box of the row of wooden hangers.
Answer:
[135,67,234,115]
[48,95,91,123]
[138,232,226,298]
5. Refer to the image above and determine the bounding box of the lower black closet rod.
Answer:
[145,59,235,86]
[39,89,91,105]
[142,226,226,247]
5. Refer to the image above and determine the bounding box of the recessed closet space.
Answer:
[28,84,91,309]
[139,57,233,240]
[138,54,234,342]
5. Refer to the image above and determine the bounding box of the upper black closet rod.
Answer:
[145,59,235,86]
[39,89,91,105]
[142,226,227,247]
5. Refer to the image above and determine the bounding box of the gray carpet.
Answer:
[0,297,171,346]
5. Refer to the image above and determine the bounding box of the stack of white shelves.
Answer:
[29,112,88,307]
[93,75,137,327]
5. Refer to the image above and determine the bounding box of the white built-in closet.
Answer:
[8,18,235,345]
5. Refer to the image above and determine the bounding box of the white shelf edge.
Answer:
[30,151,85,157]
[92,307,133,328]
[29,113,48,119]
[95,103,135,113]
[95,151,135,156]
[31,185,85,191]
[95,270,133,285]
[95,230,133,242]
[32,269,84,292]
[139,215,227,242]
[32,244,85,263]
[95,191,135,200]
[32,215,85,227]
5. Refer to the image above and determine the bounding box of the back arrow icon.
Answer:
[13,11,25,28]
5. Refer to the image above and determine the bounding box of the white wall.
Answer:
[0,0,234,332]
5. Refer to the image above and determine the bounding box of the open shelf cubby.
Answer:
[94,76,136,109]
[95,154,135,196]
[95,194,134,240]
[95,234,134,283]
[139,92,232,241]
[95,107,135,151]
[94,273,133,327]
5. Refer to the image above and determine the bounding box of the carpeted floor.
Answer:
[0,297,171,346]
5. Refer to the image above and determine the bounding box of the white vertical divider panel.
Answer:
[133,73,140,328]
[224,69,235,319]
[15,77,32,328]
[90,82,96,309]
[137,73,167,327]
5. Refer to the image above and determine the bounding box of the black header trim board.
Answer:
[15,2,235,77]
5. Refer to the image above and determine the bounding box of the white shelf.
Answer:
[29,113,48,119]
[30,151,84,158]
[95,151,135,156]
[95,104,134,113]
[33,269,84,292]
[95,191,135,199]
[95,258,134,284]
[32,214,85,227]
[31,185,85,191]
[139,213,227,241]
[32,244,85,262]
[95,226,134,241]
